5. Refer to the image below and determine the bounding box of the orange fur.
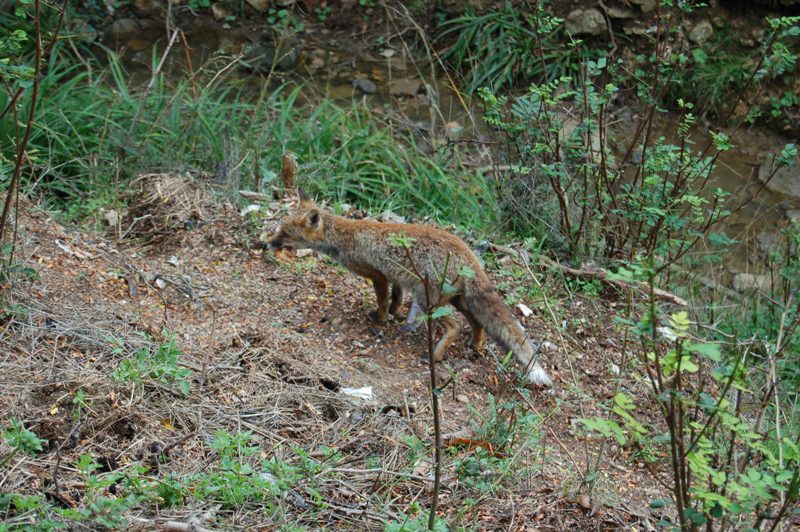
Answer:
[268,200,552,386]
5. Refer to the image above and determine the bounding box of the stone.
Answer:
[352,78,377,94]
[756,232,776,256]
[309,56,325,69]
[246,0,270,12]
[389,79,421,97]
[380,211,405,224]
[110,18,140,40]
[732,273,770,292]
[456,394,469,404]
[133,0,164,14]
[565,8,606,36]
[759,160,800,199]
[211,3,230,21]
[786,209,800,222]
[629,0,657,12]
[607,6,635,19]
[689,19,714,45]
[277,47,299,70]
[445,121,463,140]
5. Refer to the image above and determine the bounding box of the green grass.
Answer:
[437,0,574,93]
[0,45,495,229]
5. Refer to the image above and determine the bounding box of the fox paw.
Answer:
[367,310,388,324]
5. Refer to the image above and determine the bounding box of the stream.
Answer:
[107,18,800,288]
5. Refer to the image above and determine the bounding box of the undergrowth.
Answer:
[1,46,494,229]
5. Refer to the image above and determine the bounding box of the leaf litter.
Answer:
[1,178,668,530]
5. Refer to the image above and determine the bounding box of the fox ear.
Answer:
[297,188,315,209]
[305,208,322,229]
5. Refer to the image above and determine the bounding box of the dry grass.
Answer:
[122,173,217,244]
[0,196,664,530]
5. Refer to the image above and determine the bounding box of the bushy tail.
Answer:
[464,283,552,386]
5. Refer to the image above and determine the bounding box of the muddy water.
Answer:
[112,27,799,279]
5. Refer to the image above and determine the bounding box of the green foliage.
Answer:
[266,6,305,35]
[187,0,211,11]
[2,418,45,455]
[437,0,570,92]
[192,431,323,511]
[2,47,491,228]
[385,510,447,532]
[110,334,192,396]
[479,62,753,267]
[666,16,799,118]
[0,3,36,87]
[451,394,542,493]
[582,291,800,530]
[74,454,143,528]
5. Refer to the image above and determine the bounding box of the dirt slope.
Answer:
[1,184,667,530]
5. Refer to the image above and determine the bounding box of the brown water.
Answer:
[111,26,799,280]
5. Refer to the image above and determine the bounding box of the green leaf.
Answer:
[649,498,670,509]
[685,342,721,361]
[430,306,453,319]
[442,281,459,296]
[458,265,476,279]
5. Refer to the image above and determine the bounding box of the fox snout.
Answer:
[267,233,286,250]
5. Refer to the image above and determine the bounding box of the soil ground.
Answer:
[1,184,672,530]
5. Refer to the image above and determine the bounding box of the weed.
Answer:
[110,334,192,396]
[451,394,543,494]
[2,418,45,457]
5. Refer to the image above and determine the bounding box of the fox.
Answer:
[267,198,553,386]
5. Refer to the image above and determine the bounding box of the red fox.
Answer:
[267,199,552,386]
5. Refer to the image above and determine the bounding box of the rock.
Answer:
[309,56,325,69]
[732,273,770,292]
[565,8,606,36]
[759,160,800,199]
[134,0,163,14]
[629,0,657,12]
[110,18,140,40]
[456,394,469,404]
[445,121,463,140]
[246,0,270,11]
[389,79,421,97]
[295,249,314,258]
[352,78,377,94]
[379,211,405,224]
[277,47,299,70]
[607,6,635,19]
[689,19,714,45]
[211,3,230,21]
[786,209,800,222]
[756,232,776,256]
[623,22,652,36]
[241,43,298,72]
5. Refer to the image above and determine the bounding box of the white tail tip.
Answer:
[527,364,553,387]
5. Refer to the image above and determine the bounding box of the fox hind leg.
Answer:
[432,315,460,361]
[452,296,485,352]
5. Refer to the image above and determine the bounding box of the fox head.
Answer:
[267,200,324,250]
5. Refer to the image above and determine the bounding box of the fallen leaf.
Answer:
[517,303,533,317]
